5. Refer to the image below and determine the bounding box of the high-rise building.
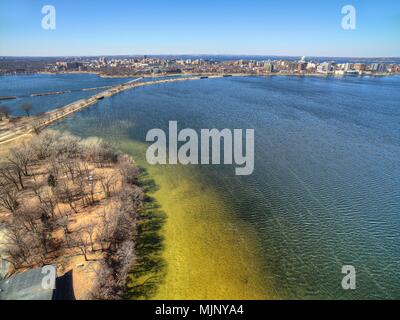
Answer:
[297,62,307,71]
[354,63,366,71]
[264,61,274,73]
[317,62,332,74]
[344,63,353,71]
[371,63,387,73]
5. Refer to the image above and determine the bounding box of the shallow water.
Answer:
[6,74,400,299]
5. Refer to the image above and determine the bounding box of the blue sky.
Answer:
[0,0,399,57]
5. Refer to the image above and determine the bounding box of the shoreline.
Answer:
[11,70,400,79]
[0,75,216,145]
[115,140,275,299]
[1,71,398,146]
[2,72,398,299]
[0,131,142,299]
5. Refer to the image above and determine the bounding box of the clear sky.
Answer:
[0,0,399,57]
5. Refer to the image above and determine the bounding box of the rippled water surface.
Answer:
[7,74,400,299]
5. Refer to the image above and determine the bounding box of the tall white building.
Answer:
[317,62,332,74]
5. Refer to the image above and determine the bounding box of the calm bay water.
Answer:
[0,74,132,116]
[4,74,400,299]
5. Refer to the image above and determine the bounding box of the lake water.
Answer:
[0,74,133,116]
[3,74,400,299]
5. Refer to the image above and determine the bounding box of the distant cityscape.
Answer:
[0,56,399,77]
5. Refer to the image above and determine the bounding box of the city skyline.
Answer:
[0,0,399,57]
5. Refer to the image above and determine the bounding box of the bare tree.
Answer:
[0,184,19,213]
[60,156,79,183]
[57,216,70,234]
[46,155,61,178]
[20,103,33,117]
[79,137,103,161]
[88,175,97,205]
[90,262,119,300]
[118,155,140,185]
[31,224,54,257]
[76,173,90,208]
[56,133,81,158]
[3,224,31,269]
[98,142,119,167]
[73,229,91,261]
[31,178,48,204]
[99,173,116,198]
[14,204,42,234]
[83,224,96,252]
[0,166,23,191]
[38,189,58,219]
[91,239,136,300]
[31,130,61,160]
[55,180,78,214]
[0,105,10,121]
[8,144,33,176]
[97,210,114,252]
[119,184,144,213]
[75,163,97,206]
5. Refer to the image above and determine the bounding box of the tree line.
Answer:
[0,130,144,299]
[0,103,34,121]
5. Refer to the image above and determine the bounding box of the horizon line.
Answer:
[1,53,400,59]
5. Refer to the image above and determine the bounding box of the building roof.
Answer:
[0,266,56,300]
